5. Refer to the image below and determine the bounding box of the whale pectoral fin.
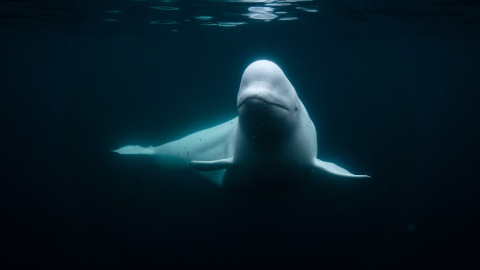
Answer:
[313,158,371,178]
[112,145,155,155]
[190,157,234,171]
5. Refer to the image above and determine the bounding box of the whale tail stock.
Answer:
[313,158,371,178]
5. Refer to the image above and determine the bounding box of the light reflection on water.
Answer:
[101,0,318,28]
[2,0,478,35]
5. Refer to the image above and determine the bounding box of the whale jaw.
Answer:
[238,97,290,112]
[238,97,292,140]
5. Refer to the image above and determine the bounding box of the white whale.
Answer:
[114,60,370,192]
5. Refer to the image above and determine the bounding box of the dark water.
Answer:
[2,0,480,268]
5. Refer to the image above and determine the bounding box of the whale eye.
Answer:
[295,107,298,112]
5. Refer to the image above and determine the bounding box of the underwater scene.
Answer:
[2,0,479,268]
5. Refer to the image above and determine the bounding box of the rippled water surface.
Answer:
[1,0,480,36]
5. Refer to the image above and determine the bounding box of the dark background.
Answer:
[1,0,479,269]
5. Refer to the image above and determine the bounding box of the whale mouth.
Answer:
[238,97,289,111]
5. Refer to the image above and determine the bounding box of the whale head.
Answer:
[237,60,300,136]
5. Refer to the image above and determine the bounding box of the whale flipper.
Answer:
[191,157,234,171]
[313,158,370,178]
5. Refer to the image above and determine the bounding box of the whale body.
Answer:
[114,60,370,193]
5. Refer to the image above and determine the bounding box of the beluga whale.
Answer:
[114,60,370,193]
